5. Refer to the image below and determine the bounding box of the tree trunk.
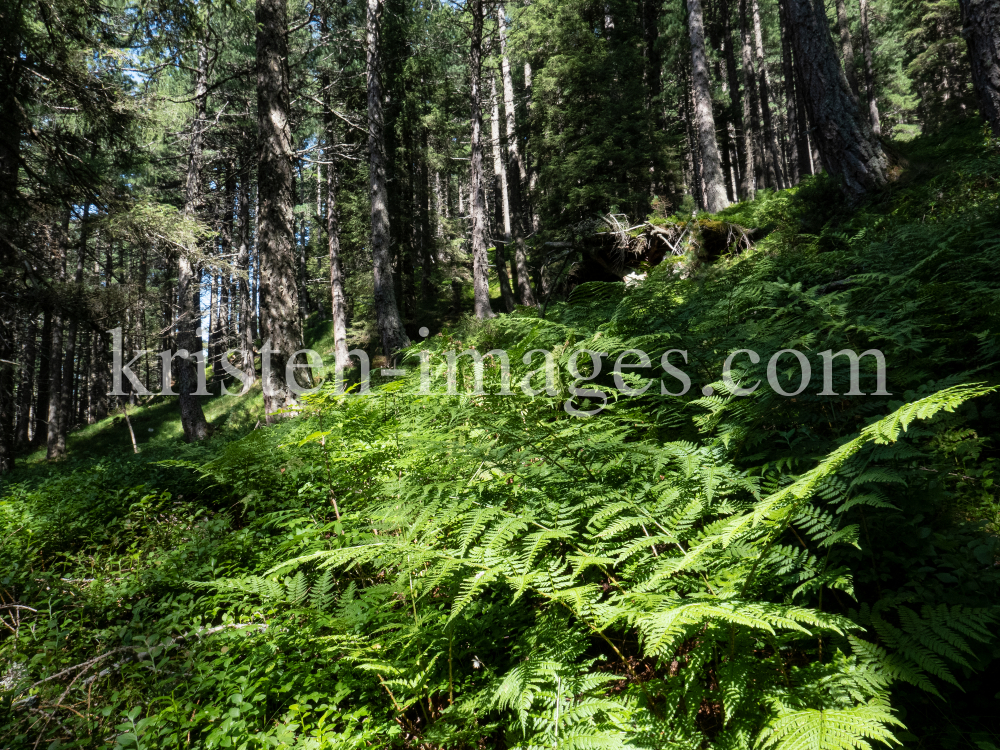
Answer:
[958,0,1000,136]
[257,0,308,414]
[491,77,516,313]
[857,0,881,135]
[367,0,410,362]
[177,39,211,440]
[784,0,887,200]
[33,310,51,446]
[779,0,805,182]
[835,0,860,98]
[721,0,750,200]
[236,154,257,382]
[58,204,88,448]
[687,0,730,213]
[523,60,540,234]
[47,208,69,459]
[0,314,12,472]
[419,126,435,306]
[498,4,537,307]
[753,0,787,189]
[469,0,495,319]
[14,316,37,446]
[322,80,349,370]
[739,0,761,197]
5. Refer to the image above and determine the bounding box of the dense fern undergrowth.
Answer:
[3,122,1000,750]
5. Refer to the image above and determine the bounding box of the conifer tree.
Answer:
[688,0,729,212]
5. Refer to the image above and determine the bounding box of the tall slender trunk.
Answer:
[498,4,537,306]
[858,0,881,135]
[687,0,729,213]
[177,39,211,440]
[33,311,51,446]
[419,126,435,306]
[258,0,307,413]
[835,0,860,98]
[0,316,12,472]
[783,0,887,200]
[739,0,761,197]
[469,0,494,320]
[14,316,37,446]
[779,0,804,182]
[491,77,516,313]
[957,0,1000,136]
[367,0,409,361]
[236,153,257,382]
[753,0,787,189]
[46,208,69,459]
[721,0,749,200]
[58,203,88,449]
[320,24,350,373]
[523,61,540,233]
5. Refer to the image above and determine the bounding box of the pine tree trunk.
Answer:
[491,77,516,313]
[419,126,435,306]
[0,314,12,472]
[779,0,804,182]
[33,310,51,446]
[784,0,887,200]
[323,101,349,370]
[835,0,860,98]
[721,0,750,200]
[688,0,730,213]
[469,0,495,319]
[958,0,1000,136]
[367,0,410,361]
[14,316,37,446]
[58,208,87,449]
[257,0,308,414]
[47,209,69,459]
[498,4,537,306]
[523,60,540,234]
[858,0,881,135]
[739,0,761,197]
[236,155,257,382]
[177,39,211,440]
[753,0,787,189]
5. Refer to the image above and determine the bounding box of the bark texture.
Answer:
[367,0,410,361]
[835,0,860,97]
[236,156,257,384]
[739,0,761,198]
[257,0,307,415]
[784,0,887,200]
[753,0,787,189]
[177,39,211,441]
[468,0,494,320]
[490,77,516,313]
[721,0,749,199]
[687,0,730,213]
[859,0,881,134]
[498,4,537,306]
[959,0,1000,136]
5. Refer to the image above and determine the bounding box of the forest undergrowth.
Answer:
[2,121,1000,750]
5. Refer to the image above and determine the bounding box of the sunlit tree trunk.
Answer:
[177,38,211,440]
[468,0,494,319]
[366,0,409,362]
[753,0,787,189]
[498,4,537,306]
[687,0,729,212]
[491,78,516,313]
[257,0,308,414]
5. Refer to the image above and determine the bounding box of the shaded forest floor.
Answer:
[2,120,1000,749]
